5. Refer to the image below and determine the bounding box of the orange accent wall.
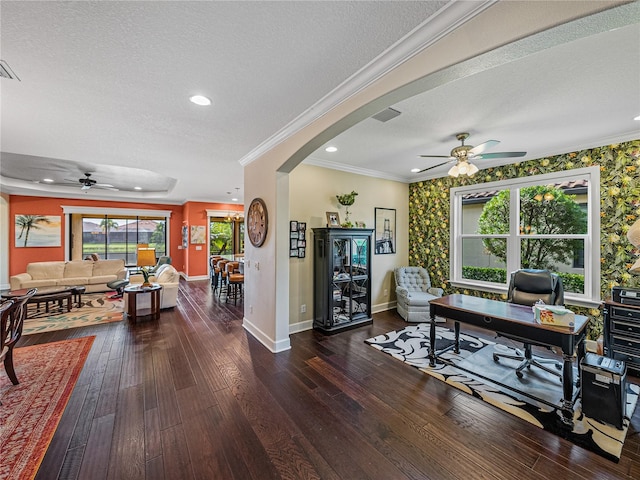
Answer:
[9,195,242,279]
[183,201,243,278]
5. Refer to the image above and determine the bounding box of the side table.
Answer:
[124,284,162,322]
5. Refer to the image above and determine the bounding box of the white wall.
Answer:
[0,193,10,290]
[288,164,408,331]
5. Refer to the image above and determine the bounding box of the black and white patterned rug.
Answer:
[366,323,639,463]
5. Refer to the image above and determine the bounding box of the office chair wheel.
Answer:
[516,370,524,379]
[493,354,499,362]
[555,363,562,370]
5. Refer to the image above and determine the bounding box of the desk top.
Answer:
[430,294,589,335]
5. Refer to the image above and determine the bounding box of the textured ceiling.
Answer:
[1,1,638,205]
[0,0,448,204]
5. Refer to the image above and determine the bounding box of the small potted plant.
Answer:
[336,191,358,227]
[141,267,152,288]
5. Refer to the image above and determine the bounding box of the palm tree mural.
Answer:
[15,215,52,247]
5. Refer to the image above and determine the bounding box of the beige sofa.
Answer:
[10,259,127,293]
[127,264,180,309]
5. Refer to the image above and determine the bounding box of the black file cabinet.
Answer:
[312,228,373,334]
[603,299,640,373]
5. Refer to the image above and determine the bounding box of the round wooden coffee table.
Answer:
[124,284,162,321]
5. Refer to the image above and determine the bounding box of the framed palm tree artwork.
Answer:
[15,215,61,247]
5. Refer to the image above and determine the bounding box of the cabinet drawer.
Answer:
[611,306,640,322]
[611,319,640,337]
[610,348,640,369]
[611,334,640,351]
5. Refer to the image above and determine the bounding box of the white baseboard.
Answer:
[182,274,208,282]
[243,317,291,353]
[289,319,313,334]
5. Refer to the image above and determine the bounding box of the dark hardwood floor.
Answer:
[16,279,640,479]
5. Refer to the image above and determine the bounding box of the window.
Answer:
[450,167,600,306]
[209,217,245,257]
[79,214,167,265]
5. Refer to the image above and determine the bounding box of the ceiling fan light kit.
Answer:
[418,132,526,177]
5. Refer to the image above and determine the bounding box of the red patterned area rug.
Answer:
[0,336,95,480]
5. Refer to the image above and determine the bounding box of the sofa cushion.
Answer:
[403,291,438,307]
[27,261,65,280]
[64,260,93,278]
[17,279,58,289]
[93,259,125,276]
[58,277,90,287]
[87,275,118,285]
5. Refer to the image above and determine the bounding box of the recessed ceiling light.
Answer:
[43,178,54,182]
[325,146,338,153]
[190,95,211,106]
[134,186,142,190]
[634,114,640,121]
[232,197,238,202]
[410,168,420,173]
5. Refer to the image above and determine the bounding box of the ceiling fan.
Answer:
[416,132,526,177]
[63,172,119,191]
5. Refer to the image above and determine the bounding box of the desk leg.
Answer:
[428,315,437,367]
[561,352,574,426]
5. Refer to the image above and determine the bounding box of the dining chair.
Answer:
[1,288,37,385]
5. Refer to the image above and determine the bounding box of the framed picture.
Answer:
[190,225,206,244]
[289,219,307,258]
[374,207,396,254]
[326,211,341,227]
[14,214,61,247]
[182,225,189,248]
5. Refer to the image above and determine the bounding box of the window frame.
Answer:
[450,166,600,307]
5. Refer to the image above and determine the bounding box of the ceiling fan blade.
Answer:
[473,151,526,160]
[95,185,120,191]
[418,154,453,158]
[468,139,499,156]
[417,159,454,173]
[95,182,114,187]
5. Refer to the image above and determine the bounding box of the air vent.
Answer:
[0,60,20,81]
[372,107,401,122]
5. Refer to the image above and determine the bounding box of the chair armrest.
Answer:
[116,268,128,280]
[396,286,409,298]
[428,287,444,297]
[10,273,32,290]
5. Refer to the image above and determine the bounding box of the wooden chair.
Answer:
[226,272,244,305]
[216,260,230,297]
[210,256,223,292]
[1,288,37,385]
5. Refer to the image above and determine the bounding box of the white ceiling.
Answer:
[1,2,639,205]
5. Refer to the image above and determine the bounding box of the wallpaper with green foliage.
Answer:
[408,139,640,339]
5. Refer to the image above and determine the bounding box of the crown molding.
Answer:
[303,156,410,183]
[239,0,496,167]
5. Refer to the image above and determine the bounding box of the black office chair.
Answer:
[493,269,564,380]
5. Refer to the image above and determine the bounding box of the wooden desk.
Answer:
[429,294,589,425]
[124,284,162,322]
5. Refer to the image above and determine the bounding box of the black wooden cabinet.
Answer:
[603,299,640,373]
[312,228,373,333]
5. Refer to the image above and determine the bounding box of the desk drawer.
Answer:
[611,334,640,351]
[611,319,640,337]
[611,306,640,322]
[610,348,640,369]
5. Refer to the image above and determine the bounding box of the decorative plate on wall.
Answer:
[247,197,268,247]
